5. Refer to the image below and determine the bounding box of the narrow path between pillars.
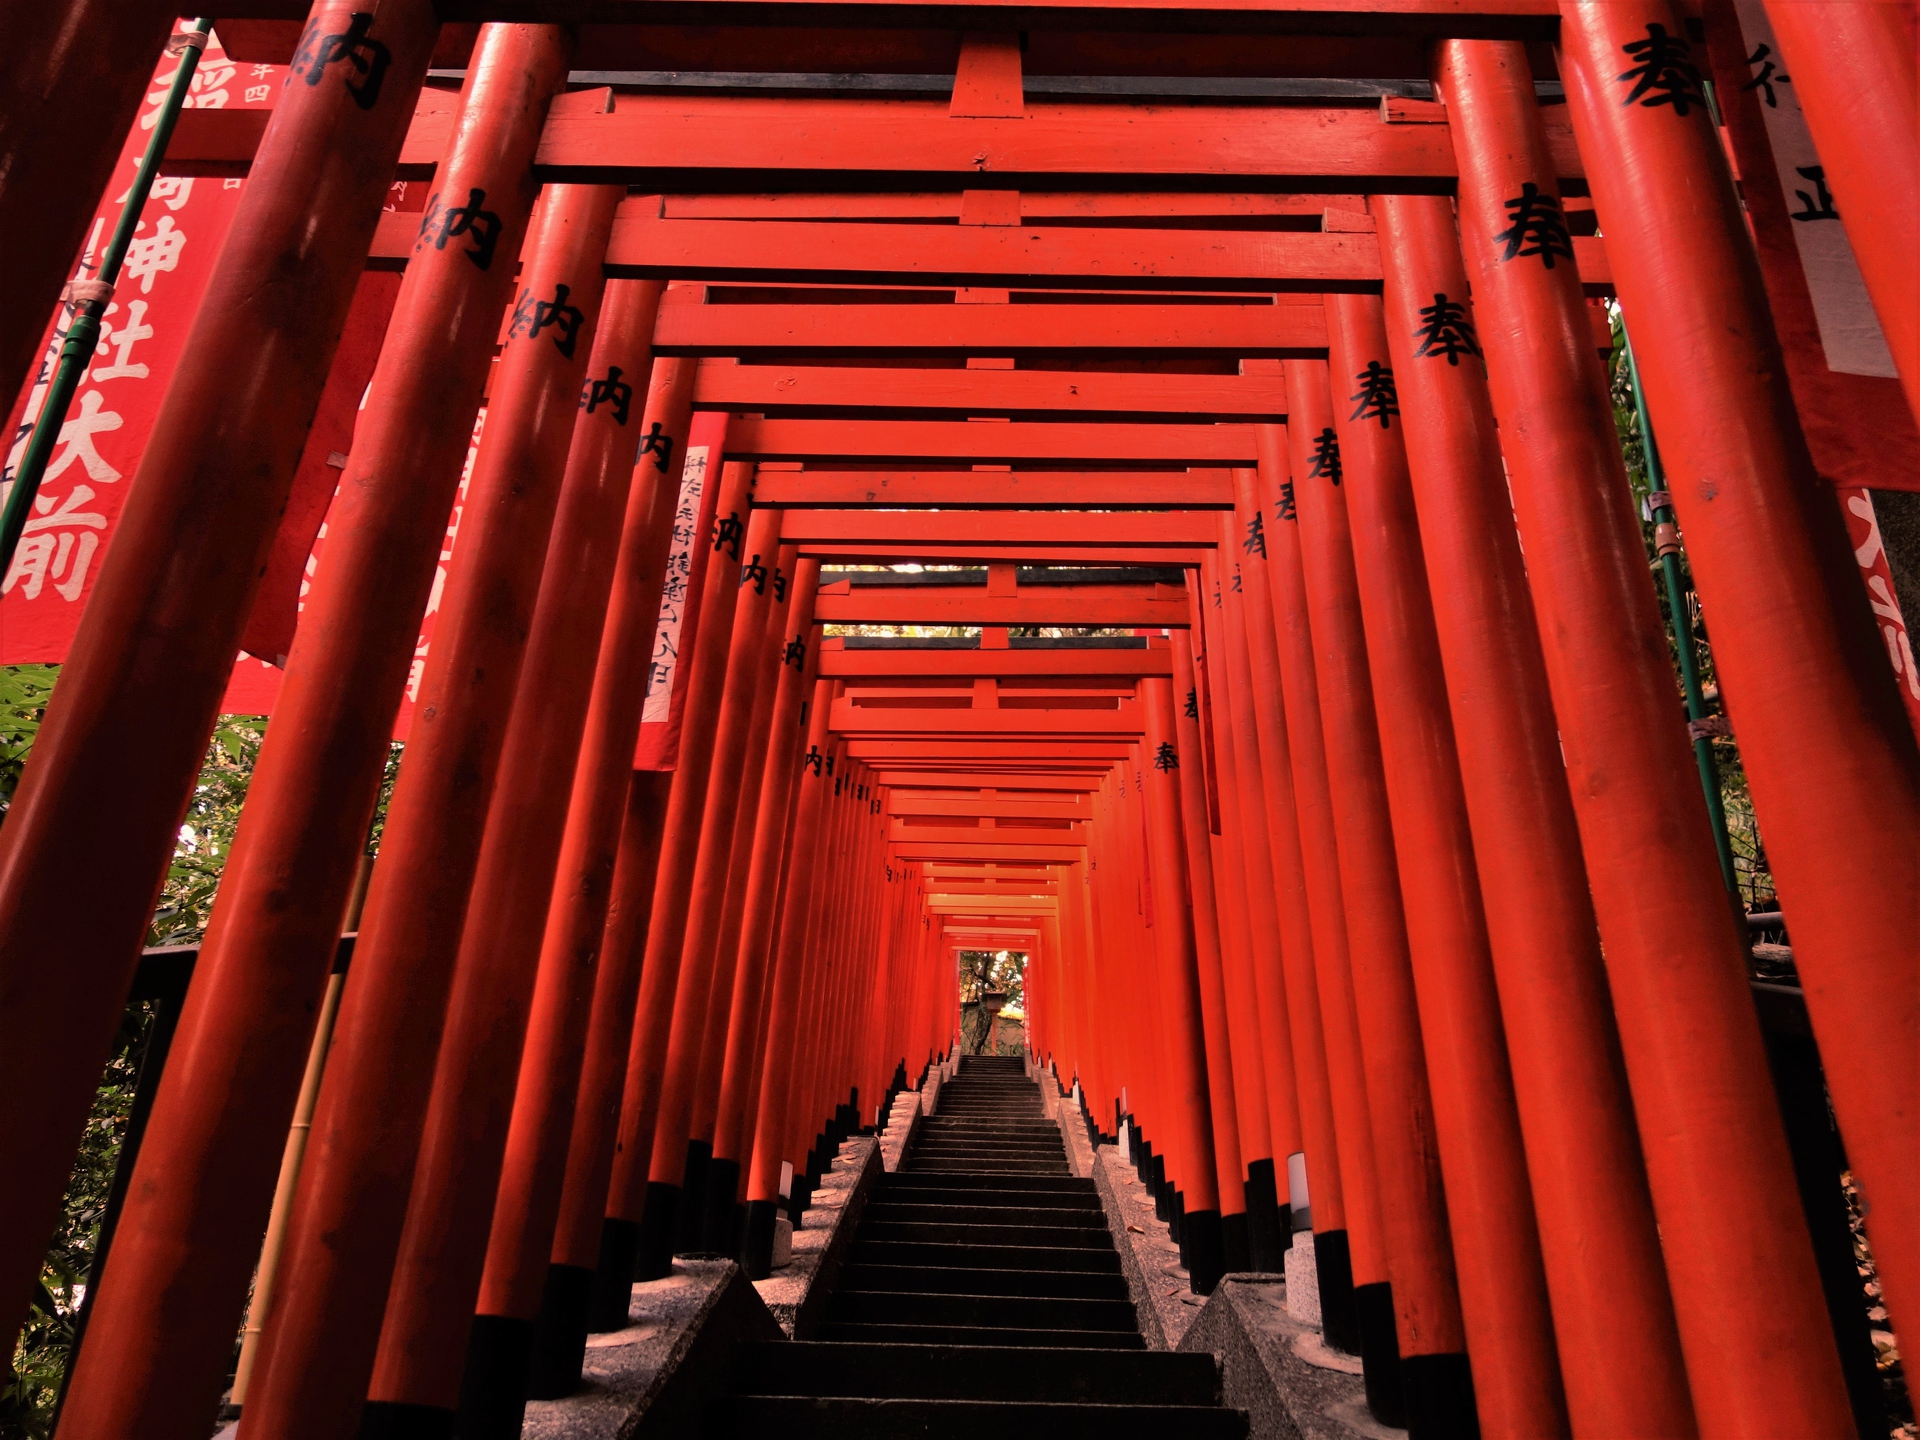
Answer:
[714,1055,1249,1435]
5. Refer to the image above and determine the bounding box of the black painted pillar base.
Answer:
[455,1312,536,1440]
[359,1402,454,1438]
[634,1179,680,1281]
[1221,1210,1251,1274]
[1315,1228,1362,1356]
[742,1197,780,1279]
[1355,1281,1408,1429]
[1402,1353,1480,1440]
[1152,1153,1170,1222]
[698,1155,741,1253]
[671,1139,711,1254]
[1243,1159,1286,1273]
[527,1261,595,1398]
[586,1216,641,1333]
[1184,1207,1225,1294]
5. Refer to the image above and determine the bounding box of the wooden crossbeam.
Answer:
[782,510,1218,545]
[693,358,1286,420]
[753,469,1237,508]
[726,418,1256,463]
[800,543,1207,565]
[873,770,1108,789]
[831,697,1150,732]
[891,841,1085,863]
[654,292,1329,358]
[610,215,1381,291]
[530,96,1584,186]
[816,579,1188,627]
[895,792,1090,818]
[895,821,1084,844]
[820,647,1174,678]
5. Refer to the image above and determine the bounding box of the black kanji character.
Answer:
[741,551,770,594]
[639,421,674,474]
[1493,182,1576,269]
[1230,568,1243,593]
[1185,687,1200,720]
[582,365,632,425]
[1617,23,1706,115]
[1276,481,1297,522]
[290,12,392,109]
[509,282,586,358]
[772,567,788,603]
[417,188,503,271]
[858,783,867,800]
[1413,293,1482,366]
[783,635,807,669]
[1744,43,1789,108]
[1791,165,1840,222]
[1153,741,1179,772]
[1244,510,1268,558]
[1349,360,1399,428]
[713,511,744,559]
[1308,427,1343,485]
[803,745,824,776]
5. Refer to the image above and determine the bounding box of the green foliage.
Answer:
[0,666,403,1429]
[959,949,1026,1055]
[1606,319,1775,914]
[2,1006,152,1440]
[0,665,58,819]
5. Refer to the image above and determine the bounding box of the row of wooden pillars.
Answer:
[0,3,1911,1440]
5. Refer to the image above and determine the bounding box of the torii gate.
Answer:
[1,7,1912,1440]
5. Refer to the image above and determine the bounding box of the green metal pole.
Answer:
[1621,327,1742,900]
[0,19,213,579]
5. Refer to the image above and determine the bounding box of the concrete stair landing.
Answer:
[714,1055,1249,1437]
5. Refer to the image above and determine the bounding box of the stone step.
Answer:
[871,1198,1098,1221]
[880,1173,1095,1195]
[816,1321,1146,1350]
[860,1219,1114,1249]
[829,1289,1138,1332]
[731,1342,1221,1406]
[864,1202,1100,1229]
[838,1263,1131,1300]
[715,1395,1249,1438]
[850,1240,1121,1274]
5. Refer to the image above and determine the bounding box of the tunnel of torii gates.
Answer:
[0,1,1917,1437]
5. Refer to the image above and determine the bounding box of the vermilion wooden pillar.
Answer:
[711,602,822,1256]
[698,554,820,1252]
[243,172,615,1440]
[1201,545,1299,1271]
[53,28,557,1437]
[1141,675,1225,1292]
[0,0,174,415]
[1370,179,1695,1438]
[742,678,836,1275]
[639,505,785,1275]
[1225,473,1355,1280]
[679,541,796,1249]
[1285,360,1470,1433]
[1556,1,1919,1370]
[365,232,642,1427]
[516,361,700,1397]
[592,465,760,1309]
[1169,630,1253,1273]
[1756,0,1919,421]
[0,0,438,1361]
[1325,291,1567,1439]
[1191,599,1278,1194]
[1455,22,1867,1430]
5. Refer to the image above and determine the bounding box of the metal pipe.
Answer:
[0,18,207,576]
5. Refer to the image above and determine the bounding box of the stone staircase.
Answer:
[714,1055,1249,1437]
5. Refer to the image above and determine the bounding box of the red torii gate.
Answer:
[0,6,1911,1440]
